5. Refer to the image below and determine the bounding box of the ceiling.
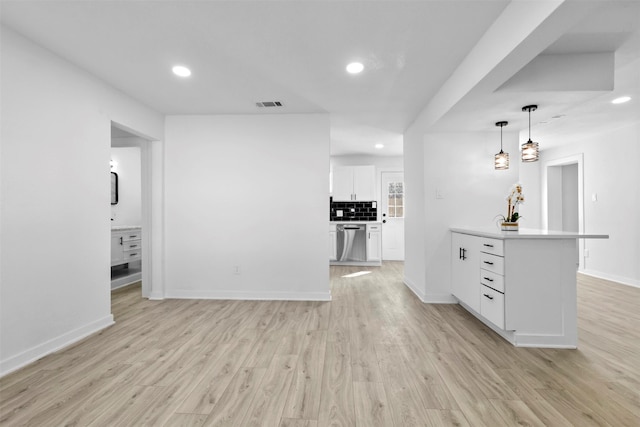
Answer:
[1,1,638,156]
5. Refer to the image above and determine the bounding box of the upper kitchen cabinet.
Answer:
[332,165,375,201]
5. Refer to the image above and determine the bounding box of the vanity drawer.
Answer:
[123,249,141,262]
[479,238,503,256]
[123,241,141,251]
[480,252,504,275]
[480,269,505,293]
[480,285,505,329]
[122,232,141,242]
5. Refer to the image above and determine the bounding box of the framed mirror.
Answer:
[111,172,119,205]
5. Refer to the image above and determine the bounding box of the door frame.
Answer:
[542,153,584,269]
[111,121,164,299]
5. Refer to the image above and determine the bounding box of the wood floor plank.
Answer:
[282,331,327,419]
[177,328,260,414]
[200,367,267,427]
[317,340,355,427]
[238,354,298,427]
[352,381,395,427]
[1,263,638,426]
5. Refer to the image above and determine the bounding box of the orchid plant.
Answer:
[502,183,524,223]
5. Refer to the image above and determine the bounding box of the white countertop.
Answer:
[450,226,608,240]
[111,225,142,231]
[331,221,381,224]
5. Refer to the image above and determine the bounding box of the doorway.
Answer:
[544,154,584,269]
[381,171,405,260]
[110,122,160,299]
[111,126,143,290]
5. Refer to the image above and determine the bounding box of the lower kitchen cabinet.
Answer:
[366,223,381,262]
[450,227,608,348]
[329,224,337,261]
[451,232,481,312]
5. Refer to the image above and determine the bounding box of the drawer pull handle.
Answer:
[130,235,137,238]
[129,245,137,248]
[483,244,494,247]
[129,253,138,257]
[483,293,494,300]
[484,261,494,265]
[483,277,493,282]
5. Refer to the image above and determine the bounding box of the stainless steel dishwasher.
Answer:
[336,224,366,261]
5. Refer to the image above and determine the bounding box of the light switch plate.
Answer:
[336,210,343,217]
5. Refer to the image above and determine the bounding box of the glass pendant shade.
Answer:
[521,140,539,162]
[495,150,509,169]
[494,121,509,170]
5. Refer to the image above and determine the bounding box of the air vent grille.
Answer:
[256,101,284,108]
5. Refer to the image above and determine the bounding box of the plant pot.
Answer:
[501,222,519,231]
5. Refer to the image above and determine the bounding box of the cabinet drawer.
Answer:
[366,224,380,232]
[122,232,141,242]
[480,285,505,329]
[479,252,504,275]
[123,241,141,251]
[480,269,505,293]
[479,238,503,256]
[123,249,141,262]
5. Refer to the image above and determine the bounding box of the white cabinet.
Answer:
[366,223,381,262]
[331,165,375,201]
[450,227,608,348]
[111,227,142,267]
[329,224,337,261]
[451,233,504,327]
[451,233,480,312]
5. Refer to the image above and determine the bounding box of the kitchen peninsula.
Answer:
[450,227,608,348]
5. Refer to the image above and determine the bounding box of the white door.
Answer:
[381,172,405,260]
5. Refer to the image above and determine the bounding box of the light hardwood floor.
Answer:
[1,263,639,426]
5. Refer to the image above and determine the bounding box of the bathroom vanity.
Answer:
[111,226,142,267]
[111,226,142,288]
[450,227,608,348]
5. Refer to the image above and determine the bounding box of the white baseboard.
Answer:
[0,314,114,377]
[403,276,426,302]
[423,293,457,304]
[164,289,332,301]
[579,269,639,289]
[403,277,457,303]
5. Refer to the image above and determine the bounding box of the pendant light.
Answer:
[521,105,539,162]
[494,121,509,170]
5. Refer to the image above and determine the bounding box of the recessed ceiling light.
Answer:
[346,62,364,74]
[172,65,191,77]
[611,96,631,104]
[375,143,384,149]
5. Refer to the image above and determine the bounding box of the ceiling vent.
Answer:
[255,101,284,108]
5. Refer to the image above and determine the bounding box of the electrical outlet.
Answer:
[234,266,241,275]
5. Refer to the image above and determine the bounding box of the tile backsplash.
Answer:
[330,200,377,221]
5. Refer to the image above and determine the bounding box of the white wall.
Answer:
[164,114,330,300]
[0,26,164,375]
[540,123,640,287]
[110,146,142,227]
[404,129,521,301]
[403,126,427,300]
